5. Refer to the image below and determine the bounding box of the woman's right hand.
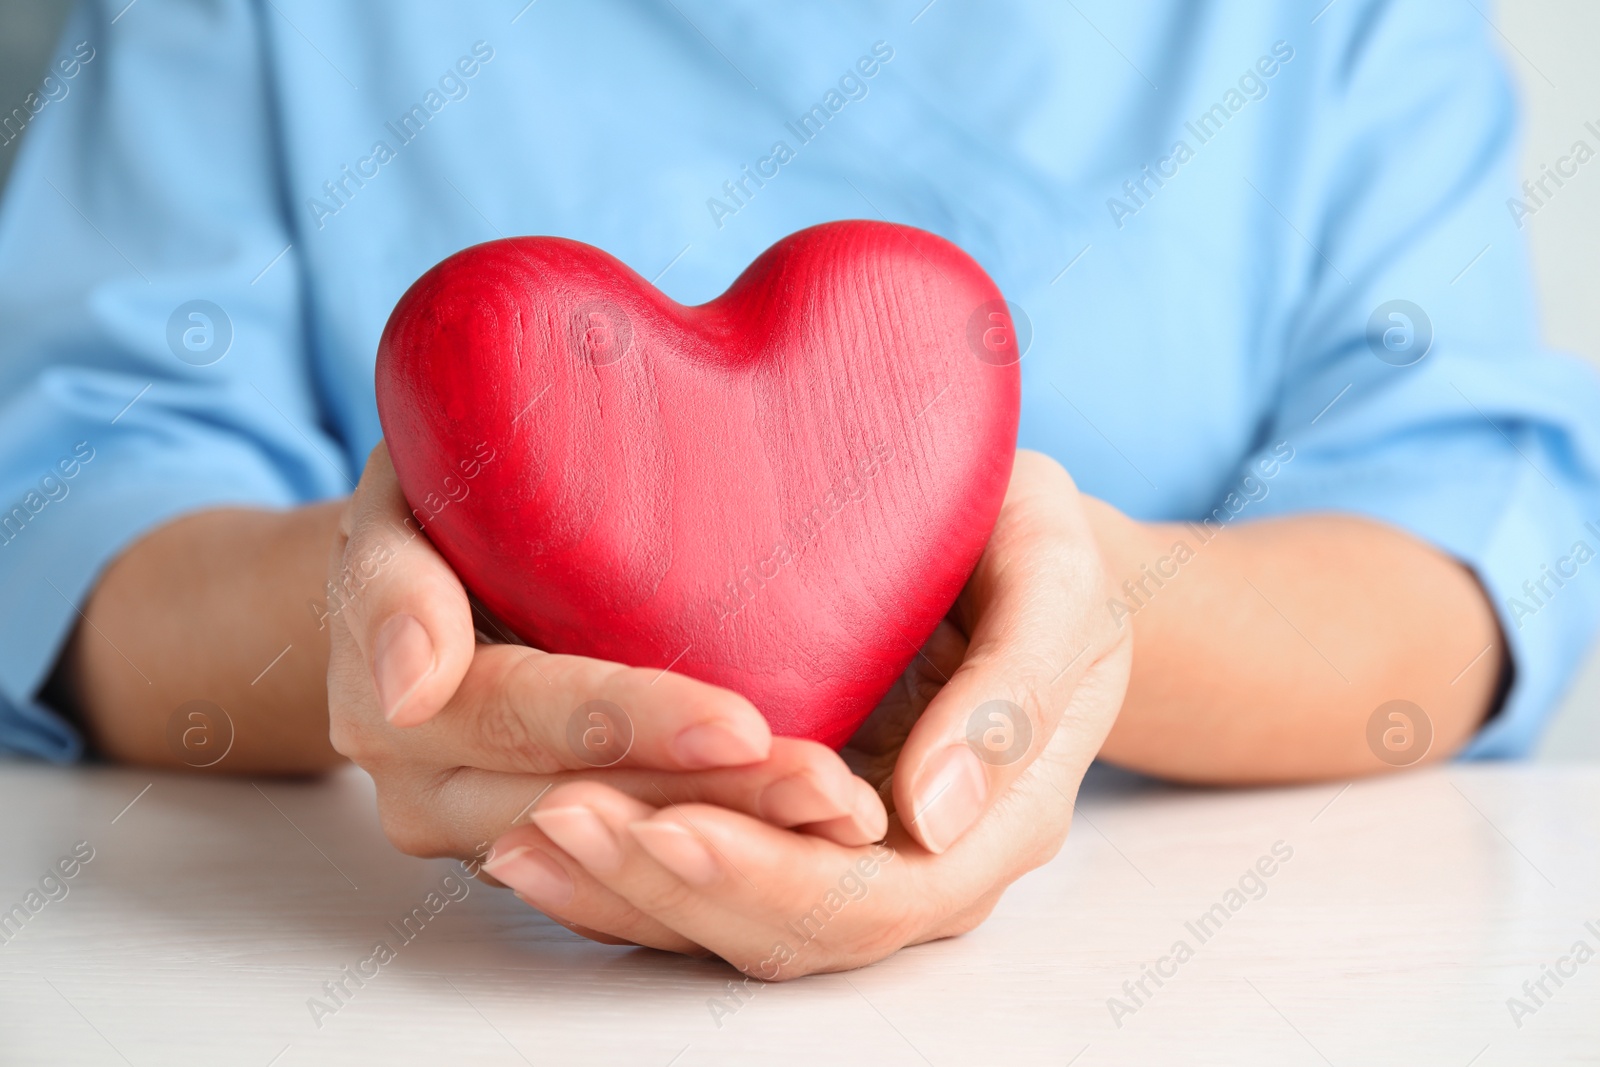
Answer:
[324,443,887,886]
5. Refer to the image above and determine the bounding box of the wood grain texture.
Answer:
[376,221,1021,745]
[4,762,1598,1065]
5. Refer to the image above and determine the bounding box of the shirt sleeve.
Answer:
[0,0,351,760]
[1235,0,1600,758]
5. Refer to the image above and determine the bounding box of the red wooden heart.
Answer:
[376,220,1019,747]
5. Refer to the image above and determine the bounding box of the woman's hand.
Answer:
[484,450,1132,972]
[325,444,888,896]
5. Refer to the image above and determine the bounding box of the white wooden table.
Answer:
[1,759,1596,1066]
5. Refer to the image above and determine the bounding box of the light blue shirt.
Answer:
[2,0,1598,761]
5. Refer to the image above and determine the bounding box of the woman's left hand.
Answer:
[483,450,1132,975]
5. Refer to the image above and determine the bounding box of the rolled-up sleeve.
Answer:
[1238,0,1600,757]
[0,0,350,760]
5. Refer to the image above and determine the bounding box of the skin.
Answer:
[1090,505,1504,783]
[58,445,1502,975]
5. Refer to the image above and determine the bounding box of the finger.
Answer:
[608,744,1082,976]
[392,642,776,774]
[841,619,968,795]
[517,781,787,968]
[332,441,477,728]
[893,450,1128,853]
[482,821,704,955]
[553,920,644,947]
[590,738,887,846]
[532,781,924,978]
[519,711,1096,976]
[789,813,881,846]
[417,737,885,848]
[372,739,883,881]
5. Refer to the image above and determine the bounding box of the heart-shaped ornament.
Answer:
[377,220,1020,747]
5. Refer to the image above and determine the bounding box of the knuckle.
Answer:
[1021,683,1056,738]
[943,891,1003,938]
[1027,834,1066,871]
[325,655,391,765]
[326,715,361,761]
[735,943,827,982]
[375,789,443,858]
[842,905,927,964]
[473,666,565,772]
[1017,792,1071,872]
[338,523,406,599]
[327,711,382,767]
[1014,448,1074,491]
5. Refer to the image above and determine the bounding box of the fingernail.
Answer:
[758,774,842,826]
[671,720,765,769]
[628,821,721,886]
[482,845,573,908]
[529,805,623,874]
[850,776,889,840]
[373,613,434,722]
[911,745,987,854]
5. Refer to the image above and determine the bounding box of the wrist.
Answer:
[1080,496,1172,600]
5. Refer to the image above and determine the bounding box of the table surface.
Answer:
[1,760,1596,1067]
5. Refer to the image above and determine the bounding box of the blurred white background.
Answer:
[1500,2,1600,759]
[0,0,1595,759]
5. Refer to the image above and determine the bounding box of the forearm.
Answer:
[1087,500,1504,783]
[53,491,1504,784]
[56,503,346,774]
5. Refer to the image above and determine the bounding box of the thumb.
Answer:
[331,441,477,727]
[892,450,1126,852]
